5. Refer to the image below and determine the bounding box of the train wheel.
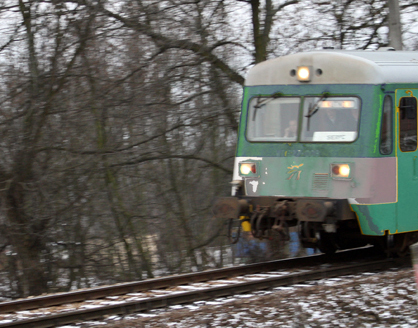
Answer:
[298,221,318,248]
[387,233,416,257]
[250,213,259,238]
[250,211,268,238]
[396,234,410,257]
[370,237,386,254]
[318,231,337,255]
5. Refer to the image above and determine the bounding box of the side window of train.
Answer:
[399,96,417,152]
[380,95,393,155]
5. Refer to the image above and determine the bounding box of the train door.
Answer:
[396,89,418,232]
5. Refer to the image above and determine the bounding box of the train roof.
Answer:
[245,49,418,86]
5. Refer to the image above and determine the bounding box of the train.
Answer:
[213,48,418,256]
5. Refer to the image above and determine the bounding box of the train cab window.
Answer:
[300,97,360,142]
[247,97,300,142]
[379,95,393,155]
[399,96,417,152]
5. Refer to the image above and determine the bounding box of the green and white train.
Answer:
[214,49,418,255]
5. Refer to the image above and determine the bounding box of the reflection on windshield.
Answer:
[247,97,300,142]
[301,97,360,142]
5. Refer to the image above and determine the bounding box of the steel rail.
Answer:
[0,256,409,328]
[0,247,378,314]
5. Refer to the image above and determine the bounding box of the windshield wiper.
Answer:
[252,92,283,121]
[305,92,329,131]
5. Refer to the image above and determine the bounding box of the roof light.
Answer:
[297,66,312,82]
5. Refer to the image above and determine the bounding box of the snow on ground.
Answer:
[62,267,418,328]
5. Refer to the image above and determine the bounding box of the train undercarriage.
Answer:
[214,196,418,256]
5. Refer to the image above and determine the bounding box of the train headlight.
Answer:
[239,162,258,177]
[330,163,351,179]
[297,66,312,82]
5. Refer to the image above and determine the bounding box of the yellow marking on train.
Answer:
[287,163,304,169]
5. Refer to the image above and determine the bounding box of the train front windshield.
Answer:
[247,96,360,142]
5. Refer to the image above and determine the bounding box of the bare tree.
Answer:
[0,0,418,297]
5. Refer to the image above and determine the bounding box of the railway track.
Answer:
[0,247,410,328]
